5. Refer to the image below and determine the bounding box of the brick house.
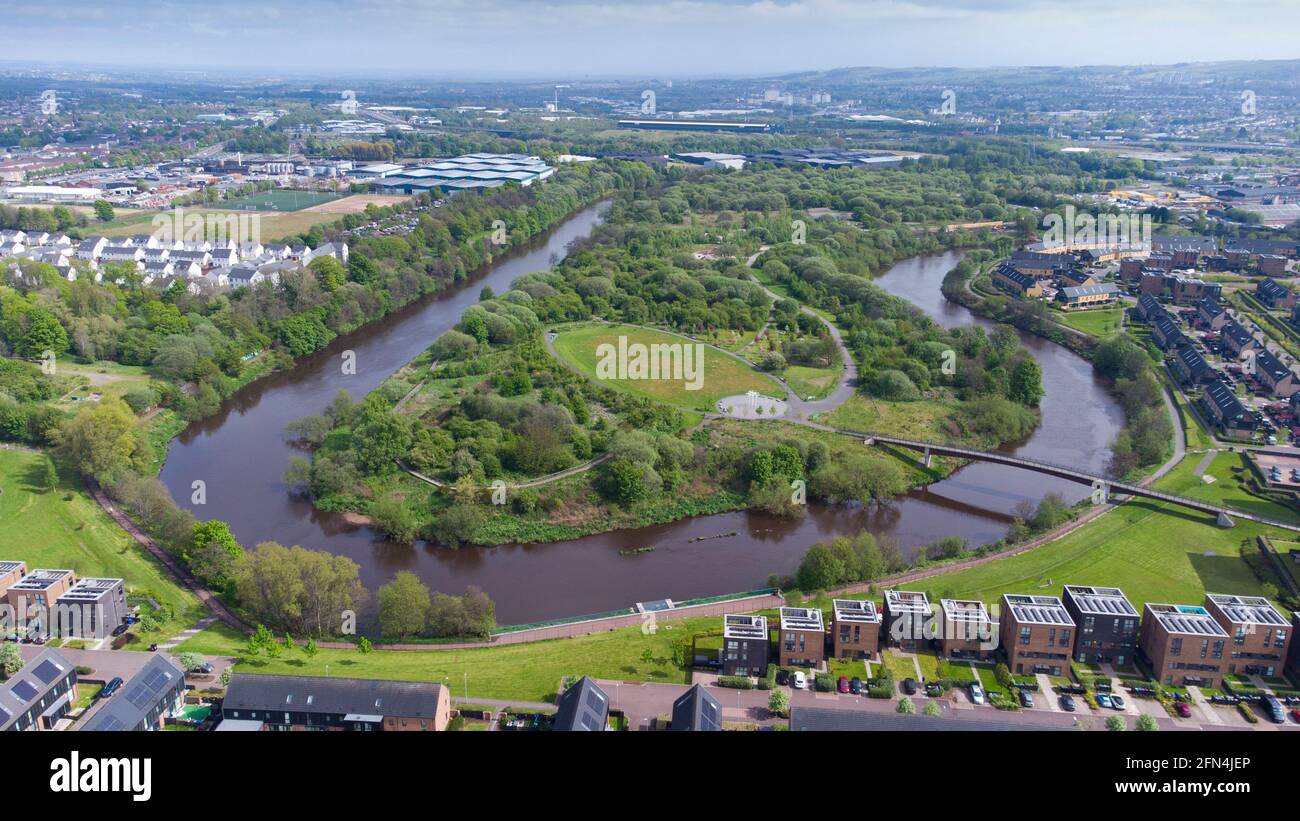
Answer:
[999,594,1074,676]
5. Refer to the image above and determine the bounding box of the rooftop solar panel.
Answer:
[31,659,64,685]
[11,680,38,702]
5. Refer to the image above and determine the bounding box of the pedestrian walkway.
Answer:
[157,617,216,652]
[1188,686,1224,726]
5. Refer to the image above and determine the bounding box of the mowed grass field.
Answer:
[0,448,206,645]
[899,452,1294,615]
[1056,308,1123,338]
[551,323,783,411]
[211,189,340,212]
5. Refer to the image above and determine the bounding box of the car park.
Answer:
[969,683,985,705]
[1059,694,1076,712]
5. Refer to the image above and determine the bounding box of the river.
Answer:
[162,220,1124,624]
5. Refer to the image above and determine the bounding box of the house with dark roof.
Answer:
[553,676,609,732]
[78,655,185,731]
[1056,283,1119,310]
[1200,379,1257,438]
[991,263,1044,297]
[1219,320,1260,357]
[1062,586,1139,666]
[1140,603,1228,688]
[1248,348,1297,398]
[1151,314,1186,350]
[789,706,1062,732]
[1172,345,1216,386]
[1197,296,1228,330]
[222,673,451,731]
[1009,250,1077,278]
[670,684,721,731]
[1257,278,1296,310]
[1135,293,1168,323]
[0,648,76,732]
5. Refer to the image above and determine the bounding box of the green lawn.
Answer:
[784,364,840,402]
[551,323,784,412]
[903,460,1291,615]
[0,448,205,646]
[820,394,958,441]
[211,190,340,212]
[1055,308,1122,338]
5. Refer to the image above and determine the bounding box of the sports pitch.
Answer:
[211,189,341,212]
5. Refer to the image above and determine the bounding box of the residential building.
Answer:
[1135,293,1168,322]
[1197,295,1229,330]
[991,264,1045,297]
[553,676,609,732]
[54,577,128,639]
[78,655,186,731]
[1009,250,1077,278]
[720,614,770,676]
[789,707,1063,732]
[1200,379,1258,438]
[1219,320,1260,357]
[1172,345,1216,386]
[0,648,77,731]
[1259,255,1289,277]
[778,607,825,667]
[1061,585,1139,666]
[669,684,721,731]
[1139,603,1229,688]
[1152,314,1186,350]
[222,673,451,731]
[883,590,933,650]
[937,599,996,660]
[0,560,27,598]
[5,569,75,635]
[830,599,881,660]
[1257,277,1295,309]
[1249,347,1298,398]
[1203,594,1291,677]
[999,594,1074,676]
[1056,283,1119,310]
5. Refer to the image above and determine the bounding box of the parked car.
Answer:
[110,622,129,637]
[1289,709,1300,723]
[969,683,985,705]
[1110,695,1126,711]
[775,670,790,686]
[901,678,918,696]
[1175,702,1193,718]
[189,662,214,675]
[1059,694,1076,712]
[100,677,124,698]
[837,676,850,694]
[850,677,863,695]
[1019,689,1034,708]
[1096,693,1113,709]
[1264,694,1286,724]
[925,683,942,697]
[791,671,807,690]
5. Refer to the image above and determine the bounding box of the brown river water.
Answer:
[160,207,1123,624]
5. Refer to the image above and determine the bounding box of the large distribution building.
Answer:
[371,153,554,194]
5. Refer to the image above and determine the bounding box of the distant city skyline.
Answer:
[4,0,1300,78]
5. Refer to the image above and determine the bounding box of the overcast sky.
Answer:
[6,0,1300,78]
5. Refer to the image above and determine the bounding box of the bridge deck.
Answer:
[845,429,1300,534]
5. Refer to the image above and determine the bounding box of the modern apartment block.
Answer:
[778,607,825,667]
[882,590,932,650]
[55,577,128,639]
[999,594,1075,676]
[0,561,26,597]
[1204,593,1291,677]
[1061,585,1140,666]
[720,614,770,676]
[5,569,75,636]
[1139,603,1228,688]
[937,599,996,660]
[830,599,881,660]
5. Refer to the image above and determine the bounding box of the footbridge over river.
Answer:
[844,430,1300,534]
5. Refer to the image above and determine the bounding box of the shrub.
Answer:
[768,689,790,718]
[897,696,916,714]
[1105,715,1126,732]
[1135,713,1158,732]
[922,701,941,717]
[814,674,833,692]
[717,676,753,690]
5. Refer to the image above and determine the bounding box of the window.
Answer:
[1019,626,1031,645]
[1170,638,1182,656]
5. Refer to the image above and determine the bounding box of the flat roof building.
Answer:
[0,560,26,598]
[1204,593,1291,678]
[1139,603,1229,689]
[882,590,933,650]
[1061,585,1139,666]
[778,607,825,668]
[55,577,128,640]
[720,614,770,677]
[830,599,881,660]
[1000,594,1075,677]
[938,599,996,661]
